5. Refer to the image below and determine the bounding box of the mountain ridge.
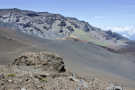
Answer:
[0,8,128,48]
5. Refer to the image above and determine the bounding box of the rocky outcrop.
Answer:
[12,52,66,73]
[0,52,124,90]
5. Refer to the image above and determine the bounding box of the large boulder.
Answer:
[12,52,66,73]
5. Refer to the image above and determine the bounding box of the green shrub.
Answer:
[7,73,16,77]
[39,77,48,82]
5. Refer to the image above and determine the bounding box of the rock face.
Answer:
[0,8,128,47]
[0,52,124,90]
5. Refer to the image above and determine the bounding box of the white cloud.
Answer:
[122,34,130,38]
[101,25,135,39]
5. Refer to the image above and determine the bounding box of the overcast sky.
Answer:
[0,0,135,39]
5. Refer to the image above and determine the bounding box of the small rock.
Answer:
[0,74,5,79]
[69,76,79,82]
[79,79,88,88]
[21,88,26,90]
[8,79,12,83]
[107,84,123,90]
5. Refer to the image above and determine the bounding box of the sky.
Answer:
[0,0,135,39]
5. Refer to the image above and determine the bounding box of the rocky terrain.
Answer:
[0,8,135,90]
[0,52,123,90]
[0,8,128,48]
[0,27,135,89]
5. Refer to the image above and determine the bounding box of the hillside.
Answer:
[0,8,128,49]
[0,28,135,90]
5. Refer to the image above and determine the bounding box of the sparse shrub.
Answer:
[7,73,16,77]
[39,77,48,82]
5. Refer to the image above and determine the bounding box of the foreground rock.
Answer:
[0,52,124,90]
[13,52,66,73]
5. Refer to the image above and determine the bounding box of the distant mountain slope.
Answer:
[0,8,128,48]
